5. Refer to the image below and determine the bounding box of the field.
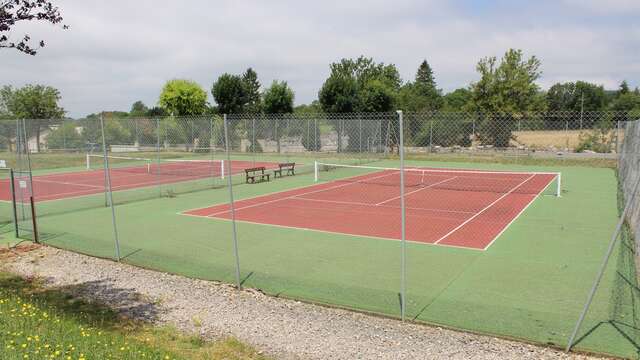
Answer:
[513,129,625,150]
[1,149,637,358]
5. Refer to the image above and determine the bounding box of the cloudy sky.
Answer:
[1,0,639,118]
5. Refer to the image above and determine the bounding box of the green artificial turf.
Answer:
[7,156,639,358]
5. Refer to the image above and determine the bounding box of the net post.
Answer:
[314,161,318,182]
[556,172,562,197]
[397,109,407,322]
[100,114,122,262]
[224,114,242,290]
[220,159,225,179]
[566,173,640,352]
[86,153,90,170]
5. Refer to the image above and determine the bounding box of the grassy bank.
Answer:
[0,266,269,360]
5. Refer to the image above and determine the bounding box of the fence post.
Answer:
[9,169,18,238]
[224,114,242,289]
[397,110,407,322]
[429,120,433,153]
[252,117,256,165]
[472,117,476,141]
[100,114,122,262]
[156,118,162,197]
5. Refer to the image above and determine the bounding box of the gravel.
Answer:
[2,245,603,360]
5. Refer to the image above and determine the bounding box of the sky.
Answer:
[1,0,639,118]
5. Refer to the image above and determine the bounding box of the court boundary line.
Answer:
[178,211,484,252]
[227,196,474,222]
[481,174,559,251]
[201,170,403,217]
[375,176,458,206]
[180,169,557,251]
[291,196,476,215]
[0,159,276,203]
[433,174,536,245]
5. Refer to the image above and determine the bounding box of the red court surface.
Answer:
[182,168,557,250]
[0,160,279,202]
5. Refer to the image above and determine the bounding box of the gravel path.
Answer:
[2,245,603,360]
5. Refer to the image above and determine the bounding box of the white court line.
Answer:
[178,212,483,252]
[375,176,458,206]
[293,196,475,215]
[203,170,401,217]
[433,173,536,245]
[482,174,558,251]
[34,178,104,189]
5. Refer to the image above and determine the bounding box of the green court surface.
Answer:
[7,157,639,358]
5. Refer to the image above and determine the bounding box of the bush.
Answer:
[576,130,615,153]
[575,117,616,153]
[46,122,84,150]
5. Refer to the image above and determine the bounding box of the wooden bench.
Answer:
[245,167,270,183]
[274,163,295,178]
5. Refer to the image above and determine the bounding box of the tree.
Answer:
[619,80,630,96]
[45,121,82,150]
[242,68,262,113]
[158,80,208,116]
[263,81,294,153]
[547,81,607,113]
[318,75,358,113]
[443,88,472,111]
[318,56,402,152]
[359,80,394,112]
[129,101,148,117]
[294,101,322,114]
[396,60,443,113]
[469,49,544,147]
[146,106,166,117]
[263,81,294,114]
[211,74,246,114]
[415,60,436,89]
[2,84,65,151]
[1,0,68,55]
[609,92,640,114]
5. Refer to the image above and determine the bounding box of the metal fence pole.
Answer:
[100,114,122,262]
[9,169,18,237]
[429,120,433,152]
[224,114,242,289]
[397,110,407,322]
[252,117,256,165]
[566,173,640,352]
[156,118,162,197]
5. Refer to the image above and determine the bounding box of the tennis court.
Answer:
[183,163,560,250]
[0,158,280,202]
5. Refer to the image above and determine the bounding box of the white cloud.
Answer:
[0,0,637,117]
[562,0,640,14]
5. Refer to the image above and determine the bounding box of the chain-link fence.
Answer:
[0,111,638,357]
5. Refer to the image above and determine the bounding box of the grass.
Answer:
[0,267,270,360]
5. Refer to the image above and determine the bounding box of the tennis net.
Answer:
[314,162,561,197]
[86,154,225,178]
